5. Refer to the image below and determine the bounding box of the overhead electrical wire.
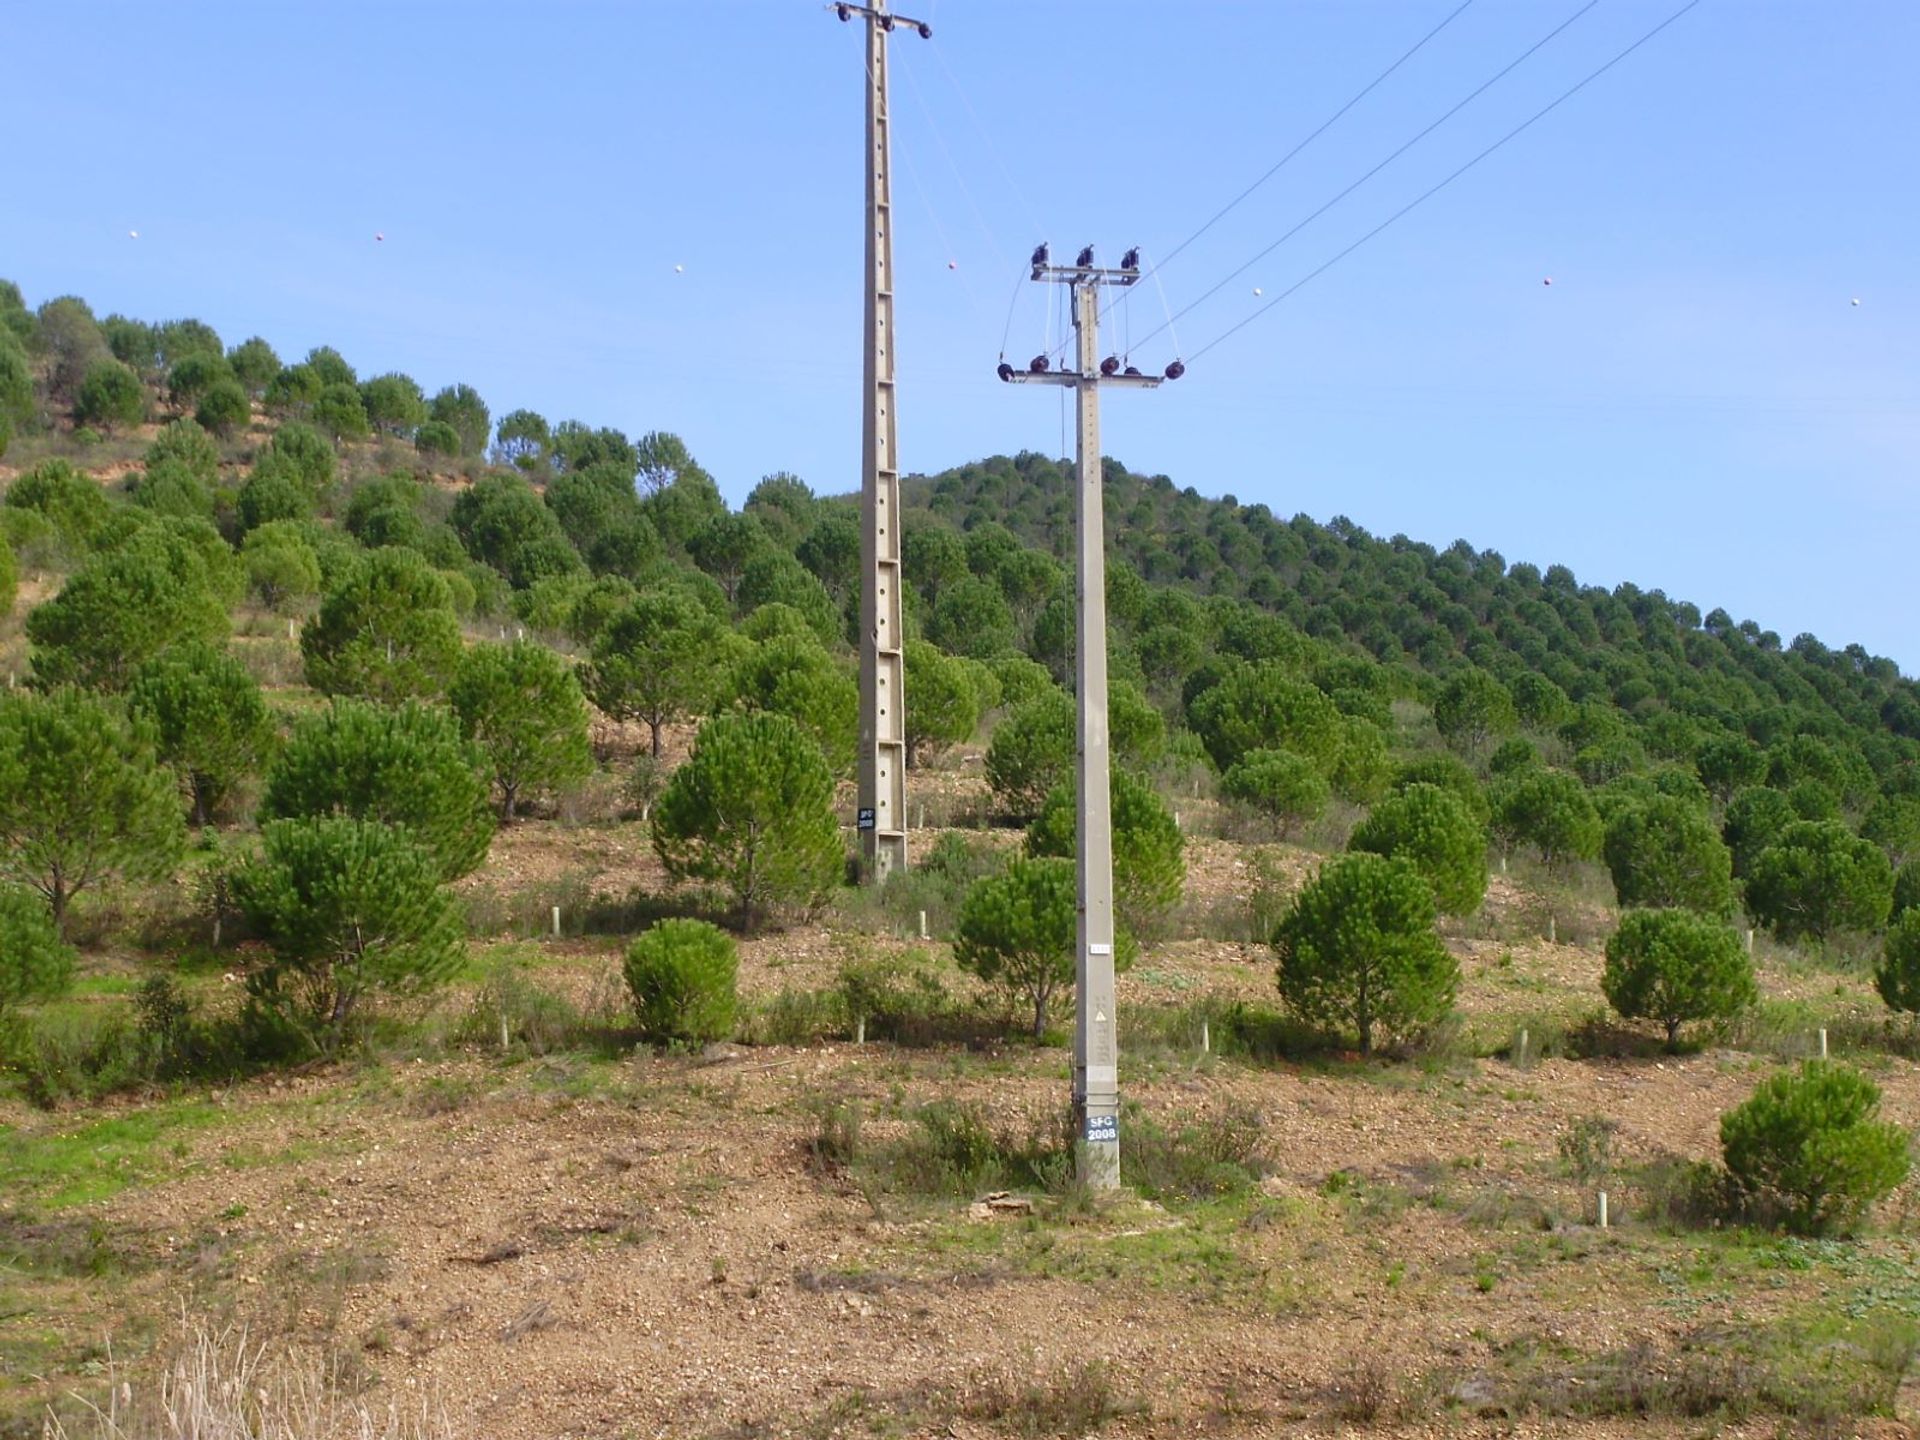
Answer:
[1184,0,1705,365]
[1147,0,1477,280]
[1061,0,1492,361]
[1123,0,1604,359]
[897,46,1013,277]
[927,29,1047,248]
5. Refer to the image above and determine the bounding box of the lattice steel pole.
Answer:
[831,0,929,882]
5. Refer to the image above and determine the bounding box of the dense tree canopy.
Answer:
[1490,768,1602,871]
[954,855,1080,1038]
[448,642,594,821]
[651,711,842,933]
[1348,782,1488,916]
[451,473,582,589]
[1432,668,1516,756]
[903,640,984,768]
[28,522,233,689]
[1222,747,1330,838]
[1745,820,1894,943]
[0,883,75,1018]
[301,549,464,702]
[233,817,463,1041]
[1026,767,1186,935]
[1602,795,1735,915]
[260,699,495,881]
[1602,908,1758,1048]
[1273,853,1457,1055]
[74,358,145,431]
[586,588,732,758]
[719,634,857,775]
[127,643,277,825]
[1189,662,1345,775]
[0,688,187,932]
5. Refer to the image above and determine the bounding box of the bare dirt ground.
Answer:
[7,827,1920,1439]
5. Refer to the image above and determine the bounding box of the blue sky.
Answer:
[4,2,1915,667]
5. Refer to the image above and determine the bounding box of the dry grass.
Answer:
[44,1319,451,1440]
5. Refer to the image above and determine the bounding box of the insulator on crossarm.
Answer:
[1075,245,1094,269]
[1164,360,1186,380]
[880,15,895,30]
[1030,242,1048,269]
[1100,356,1120,377]
[1029,355,1051,374]
[1123,365,1142,377]
[997,362,1015,382]
[835,3,851,18]
[1121,248,1140,272]
[917,22,932,37]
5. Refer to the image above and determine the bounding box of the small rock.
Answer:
[1451,1375,1499,1409]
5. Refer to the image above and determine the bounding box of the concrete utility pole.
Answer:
[998,245,1171,1188]
[830,0,929,883]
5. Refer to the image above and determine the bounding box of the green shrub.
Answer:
[1745,820,1894,944]
[1873,909,1920,1016]
[1602,908,1757,1050]
[1348,781,1487,916]
[954,855,1090,1038]
[1121,1105,1268,1202]
[984,689,1074,821]
[1026,768,1185,936]
[1602,795,1734,915]
[623,919,738,1045]
[1490,768,1601,871]
[5,1007,148,1108]
[651,711,842,933]
[1893,859,1920,919]
[1222,748,1330,838]
[871,1101,1070,1198]
[1719,1061,1910,1236]
[232,818,464,1044]
[1273,852,1457,1055]
[0,883,75,1018]
[1389,752,1488,822]
[836,949,953,1042]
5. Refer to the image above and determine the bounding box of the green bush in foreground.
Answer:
[1347,781,1487,917]
[231,817,464,1043]
[624,919,738,1045]
[651,711,842,934]
[1602,908,1757,1050]
[1273,852,1457,1056]
[0,883,75,1018]
[954,855,1082,1039]
[1873,909,1920,1016]
[1719,1062,1909,1237]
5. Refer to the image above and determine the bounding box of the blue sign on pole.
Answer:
[1085,1114,1117,1144]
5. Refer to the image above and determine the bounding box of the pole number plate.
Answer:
[1084,1115,1117,1144]
[857,807,876,831]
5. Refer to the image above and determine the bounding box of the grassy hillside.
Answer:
[2,283,1920,1439]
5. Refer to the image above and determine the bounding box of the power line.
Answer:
[1186,0,1705,365]
[1147,0,1477,280]
[1127,0,1602,358]
[896,45,1013,277]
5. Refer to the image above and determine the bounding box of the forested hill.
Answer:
[1,276,1916,837]
[904,452,1920,778]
